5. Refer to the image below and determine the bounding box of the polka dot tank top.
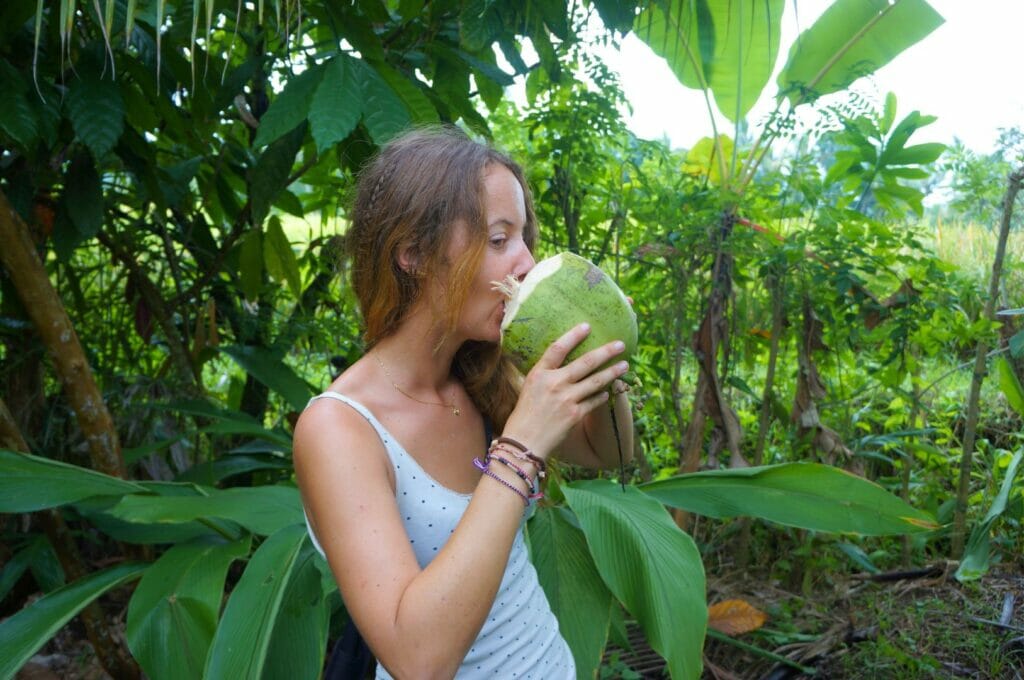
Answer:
[304,392,575,680]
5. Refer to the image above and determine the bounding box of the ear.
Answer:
[397,244,420,274]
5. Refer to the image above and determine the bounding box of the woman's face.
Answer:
[454,163,535,344]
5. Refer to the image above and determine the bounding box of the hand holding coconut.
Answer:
[501,321,630,461]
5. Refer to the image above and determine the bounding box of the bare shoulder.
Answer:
[292,392,392,487]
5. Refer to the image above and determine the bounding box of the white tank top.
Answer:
[304,392,575,679]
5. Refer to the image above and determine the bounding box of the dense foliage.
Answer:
[1,0,1022,678]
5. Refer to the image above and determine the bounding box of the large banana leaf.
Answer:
[204,523,308,679]
[220,344,315,413]
[564,481,706,680]
[527,504,614,679]
[635,0,785,123]
[0,449,146,512]
[108,484,303,536]
[0,562,147,679]
[125,535,251,680]
[260,542,332,680]
[777,0,943,105]
[640,463,938,534]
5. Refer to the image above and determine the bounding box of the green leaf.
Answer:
[995,357,1024,418]
[1009,329,1024,358]
[260,543,331,680]
[460,0,503,51]
[351,60,411,145]
[563,481,706,680]
[253,64,326,149]
[888,142,946,166]
[0,562,147,679]
[0,64,38,149]
[126,536,251,680]
[372,61,439,124]
[263,216,302,298]
[309,55,362,154]
[238,230,263,301]
[527,505,613,679]
[74,493,233,545]
[176,455,291,485]
[956,448,1024,582]
[640,463,939,535]
[66,67,125,159]
[64,152,105,238]
[0,449,146,512]
[204,524,308,680]
[108,485,303,536]
[250,122,305,226]
[220,344,314,412]
[778,0,944,105]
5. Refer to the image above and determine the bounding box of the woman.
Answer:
[293,126,633,679]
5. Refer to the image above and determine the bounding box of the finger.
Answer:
[535,323,591,370]
[577,388,610,419]
[563,340,626,383]
[572,360,628,400]
[627,296,634,306]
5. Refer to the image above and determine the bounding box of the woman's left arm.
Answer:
[555,380,634,469]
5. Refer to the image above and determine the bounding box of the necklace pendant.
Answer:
[453,407,460,416]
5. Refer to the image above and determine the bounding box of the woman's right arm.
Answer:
[294,325,627,679]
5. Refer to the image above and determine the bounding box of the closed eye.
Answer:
[489,235,508,248]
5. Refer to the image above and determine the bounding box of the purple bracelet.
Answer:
[487,453,540,497]
[473,458,529,506]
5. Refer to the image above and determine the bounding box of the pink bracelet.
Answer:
[473,458,529,506]
[487,453,540,497]
[490,439,546,479]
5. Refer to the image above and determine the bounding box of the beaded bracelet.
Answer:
[487,453,540,497]
[491,436,546,477]
[473,458,529,506]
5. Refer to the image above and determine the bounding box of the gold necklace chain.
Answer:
[373,353,460,416]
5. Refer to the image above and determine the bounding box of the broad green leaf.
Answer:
[683,135,734,186]
[778,0,943,105]
[74,493,233,545]
[309,55,362,154]
[0,536,63,603]
[640,463,938,534]
[956,448,1024,582]
[66,66,125,158]
[176,454,290,485]
[373,61,439,124]
[238,230,263,301]
[564,481,706,680]
[460,0,503,51]
[528,505,613,679]
[0,449,146,512]
[126,536,250,680]
[263,216,302,298]
[995,357,1024,418]
[0,73,38,149]
[150,398,260,424]
[261,543,331,680]
[108,485,303,536]
[204,524,307,680]
[351,60,411,145]
[888,142,946,166]
[252,63,326,148]
[220,344,314,412]
[250,122,305,226]
[64,152,105,238]
[634,0,711,95]
[0,562,146,679]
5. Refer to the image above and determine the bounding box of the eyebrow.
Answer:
[487,218,520,229]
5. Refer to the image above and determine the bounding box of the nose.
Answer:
[515,247,536,282]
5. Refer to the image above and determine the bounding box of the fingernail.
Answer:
[580,323,591,332]
[618,361,629,372]
[613,341,625,351]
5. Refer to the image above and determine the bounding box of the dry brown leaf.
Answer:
[707,598,768,636]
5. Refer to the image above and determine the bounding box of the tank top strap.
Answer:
[307,391,387,436]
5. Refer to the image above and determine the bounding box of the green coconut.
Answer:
[496,252,638,374]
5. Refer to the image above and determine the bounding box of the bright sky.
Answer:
[600,0,1024,155]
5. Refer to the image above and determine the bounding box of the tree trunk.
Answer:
[0,189,126,479]
[951,165,1024,557]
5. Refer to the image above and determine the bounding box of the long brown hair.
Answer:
[346,126,538,428]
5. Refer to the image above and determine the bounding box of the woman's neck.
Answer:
[370,305,461,392]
